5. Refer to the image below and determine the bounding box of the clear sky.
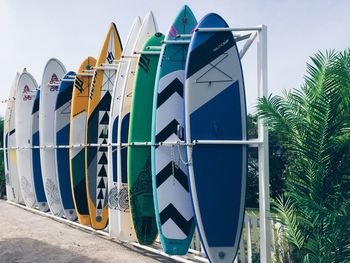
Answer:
[1,0,349,115]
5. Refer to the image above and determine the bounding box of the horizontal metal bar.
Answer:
[121,55,138,59]
[146,46,162,50]
[4,139,266,150]
[134,51,161,55]
[94,66,118,71]
[176,33,252,39]
[1,141,192,151]
[196,26,262,32]
[76,73,94,77]
[1,97,16,103]
[162,40,190,44]
[192,139,263,145]
[176,34,192,38]
[128,142,153,146]
[99,63,119,67]
[82,69,95,73]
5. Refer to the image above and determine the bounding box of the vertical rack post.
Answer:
[257,24,271,262]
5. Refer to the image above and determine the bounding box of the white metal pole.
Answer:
[257,24,272,262]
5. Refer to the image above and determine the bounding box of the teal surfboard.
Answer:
[151,5,197,255]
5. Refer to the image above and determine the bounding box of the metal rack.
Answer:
[2,24,271,262]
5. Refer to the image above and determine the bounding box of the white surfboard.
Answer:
[108,16,142,238]
[115,11,158,241]
[40,58,66,217]
[15,69,38,208]
[4,73,23,203]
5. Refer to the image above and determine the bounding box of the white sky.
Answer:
[1,0,350,115]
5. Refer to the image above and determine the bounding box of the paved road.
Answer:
[0,200,175,263]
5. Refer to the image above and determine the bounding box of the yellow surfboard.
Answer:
[86,23,122,230]
[70,56,96,226]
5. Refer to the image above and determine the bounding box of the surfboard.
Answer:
[86,23,122,230]
[4,73,23,203]
[70,57,96,226]
[108,16,141,237]
[15,69,38,208]
[40,58,66,217]
[4,76,15,201]
[151,5,196,255]
[128,33,164,245]
[55,71,77,221]
[32,89,49,212]
[185,13,247,263]
[117,11,157,241]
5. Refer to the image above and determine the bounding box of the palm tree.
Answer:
[257,50,350,262]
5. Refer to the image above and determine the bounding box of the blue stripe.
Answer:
[32,131,47,203]
[56,124,75,209]
[5,133,8,168]
[112,117,119,183]
[190,81,245,247]
[32,90,40,114]
[121,113,130,184]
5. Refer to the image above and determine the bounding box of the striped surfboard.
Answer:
[151,5,197,255]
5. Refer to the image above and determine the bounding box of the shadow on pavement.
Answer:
[0,237,104,263]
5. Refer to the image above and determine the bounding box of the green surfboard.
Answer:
[128,32,164,245]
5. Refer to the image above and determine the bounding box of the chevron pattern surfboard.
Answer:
[151,5,197,255]
[86,23,122,230]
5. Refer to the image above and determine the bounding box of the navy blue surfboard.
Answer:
[55,71,77,221]
[185,13,247,263]
[32,89,49,212]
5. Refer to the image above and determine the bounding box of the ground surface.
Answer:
[0,200,176,263]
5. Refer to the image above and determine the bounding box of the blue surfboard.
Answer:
[152,5,197,255]
[185,13,247,262]
[55,71,77,221]
[32,89,49,212]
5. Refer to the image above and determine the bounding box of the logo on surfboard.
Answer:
[74,77,84,93]
[22,85,32,101]
[106,51,115,64]
[49,73,60,91]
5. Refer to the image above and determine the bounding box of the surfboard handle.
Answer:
[177,124,184,140]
